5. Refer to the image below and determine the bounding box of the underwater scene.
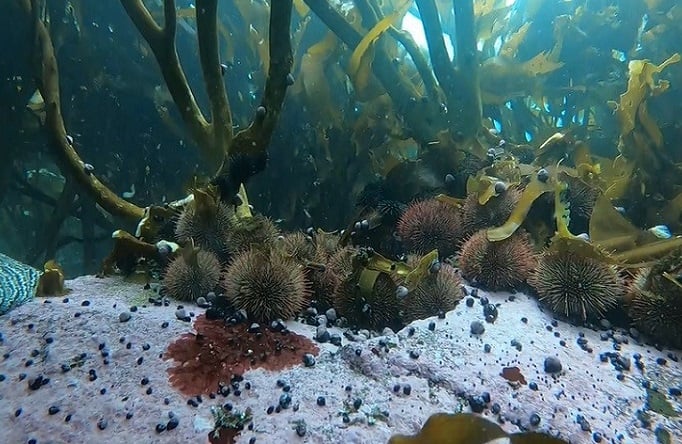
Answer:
[1,0,682,442]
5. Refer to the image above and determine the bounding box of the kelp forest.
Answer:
[3,0,682,343]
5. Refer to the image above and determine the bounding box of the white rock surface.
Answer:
[0,276,680,443]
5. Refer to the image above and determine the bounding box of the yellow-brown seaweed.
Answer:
[388,412,568,444]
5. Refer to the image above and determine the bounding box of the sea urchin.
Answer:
[175,189,233,260]
[221,248,309,322]
[397,199,462,258]
[529,250,623,321]
[402,263,463,323]
[458,230,534,291]
[162,247,221,302]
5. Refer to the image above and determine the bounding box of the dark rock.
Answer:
[544,356,562,373]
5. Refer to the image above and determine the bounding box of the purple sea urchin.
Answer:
[627,254,682,348]
[629,289,682,349]
[458,230,535,291]
[334,268,402,331]
[529,251,623,321]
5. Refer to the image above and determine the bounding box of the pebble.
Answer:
[316,326,330,343]
[544,356,562,373]
[279,393,292,409]
[315,315,328,327]
[468,395,486,413]
[325,308,337,322]
[316,396,326,406]
[196,297,209,308]
[167,416,179,430]
[529,413,541,426]
[119,312,131,323]
[48,405,60,415]
[303,353,316,367]
[295,422,307,437]
[97,418,108,430]
[470,321,485,335]
[330,334,342,346]
[174,309,187,320]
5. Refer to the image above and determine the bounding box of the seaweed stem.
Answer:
[304,0,445,145]
[22,0,144,221]
[452,0,481,135]
[196,0,233,151]
[415,0,458,106]
[26,178,76,266]
[120,0,220,164]
[212,0,295,200]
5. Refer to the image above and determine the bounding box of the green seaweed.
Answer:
[655,426,672,444]
[646,388,679,417]
[210,405,253,439]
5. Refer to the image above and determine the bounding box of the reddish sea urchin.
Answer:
[397,199,462,258]
[458,230,535,291]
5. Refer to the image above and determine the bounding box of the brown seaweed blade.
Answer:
[388,412,568,444]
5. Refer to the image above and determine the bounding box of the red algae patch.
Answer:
[500,366,527,385]
[165,314,320,396]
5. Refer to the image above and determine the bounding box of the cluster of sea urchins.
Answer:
[162,188,281,305]
[159,178,681,350]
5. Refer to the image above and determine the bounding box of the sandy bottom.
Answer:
[0,275,680,444]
